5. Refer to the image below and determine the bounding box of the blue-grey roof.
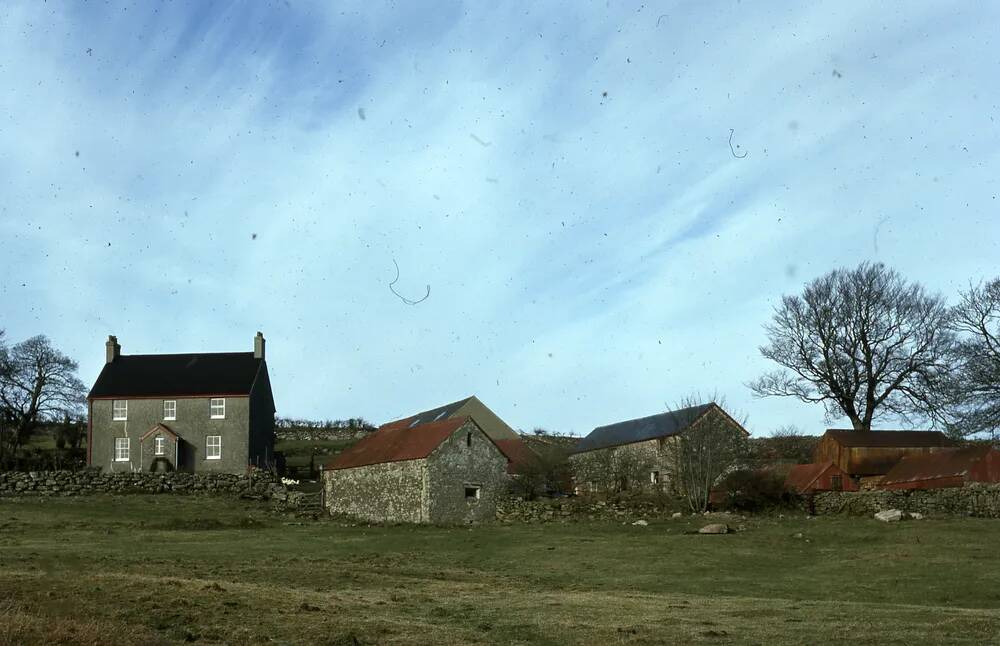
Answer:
[573,403,716,454]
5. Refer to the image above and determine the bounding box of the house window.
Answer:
[112,400,127,421]
[163,400,176,421]
[831,475,843,491]
[464,485,481,500]
[650,471,661,484]
[114,437,130,461]
[206,435,222,460]
[210,398,225,419]
[154,436,165,456]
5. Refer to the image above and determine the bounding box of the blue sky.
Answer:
[1,1,998,435]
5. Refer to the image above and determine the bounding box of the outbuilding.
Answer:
[783,461,859,494]
[813,430,956,479]
[322,416,507,524]
[880,446,1000,490]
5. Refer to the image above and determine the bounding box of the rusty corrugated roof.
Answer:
[784,462,831,493]
[881,446,995,485]
[495,438,541,474]
[824,429,956,448]
[325,417,473,471]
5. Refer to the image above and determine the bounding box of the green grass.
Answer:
[1,496,999,645]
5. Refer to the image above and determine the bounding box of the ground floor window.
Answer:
[206,435,222,460]
[154,436,165,456]
[114,437,130,462]
[464,485,481,500]
[650,471,661,484]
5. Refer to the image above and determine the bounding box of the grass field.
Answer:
[1,496,999,645]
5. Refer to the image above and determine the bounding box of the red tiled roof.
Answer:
[325,417,472,471]
[824,430,956,448]
[495,438,541,475]
[882,446,995,485]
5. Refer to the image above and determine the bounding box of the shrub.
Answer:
[714,469,797,512]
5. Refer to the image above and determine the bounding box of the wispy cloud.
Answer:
[1,1,998,435]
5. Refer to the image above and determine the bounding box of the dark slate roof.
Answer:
[325,417,474,470]
[380,397,474,432]
[573,403,716,454]
[823,430,956,448]
[88,352,264,399]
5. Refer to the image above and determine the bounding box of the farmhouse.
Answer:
[783,461,858,494]
[880,446,1000,490]
[87,333,276,474]
[569,403,748,492]
[380,396,539,474]
[813,430,956,481]
[322,417,507,523]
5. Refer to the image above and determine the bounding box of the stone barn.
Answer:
[379,396,539,475]
[813,430,956,482]
[880,446,1000,490]
[569,403,748,493]
[322,417,507,524]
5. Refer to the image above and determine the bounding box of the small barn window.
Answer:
[466,432,472,447]
[650,471,660,484]
[154,436,165,456]
[464,486,481,500]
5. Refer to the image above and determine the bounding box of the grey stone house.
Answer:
[322,416,507,524]
[569,403,748,493]
[87,333,276,474]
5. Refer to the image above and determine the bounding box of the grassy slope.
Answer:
[0,496,998,645]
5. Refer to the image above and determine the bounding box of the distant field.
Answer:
[1,496,999,644]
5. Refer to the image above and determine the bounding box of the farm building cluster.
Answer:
[84,334,1000,524]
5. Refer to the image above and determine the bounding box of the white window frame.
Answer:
[163,400,176,421]
[209,398,226,419]
[206,435,222,460]
[154,436,165,456]
[112,400,128,421]
[114,437,130,462]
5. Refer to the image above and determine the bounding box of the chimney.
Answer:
[105,335,121,364]
[253,331,265,360]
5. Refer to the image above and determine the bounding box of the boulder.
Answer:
[632,519,648,526]
[671,512,683,519]
[874,509,903,523]
[698,523,729,534]
[908,512,924,520]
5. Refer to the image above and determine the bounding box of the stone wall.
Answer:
[812,483,1000,518]
[496,496,686,524]
[569,438,677,493]
[323,460,426,523]
[275,427,371,443]
[0,469,285,500]
[425,424,508,524]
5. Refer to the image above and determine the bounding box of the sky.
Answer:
[1,1,998,436]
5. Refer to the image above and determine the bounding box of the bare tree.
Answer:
[945,279,1000,439]
[749,263,954,431]
[670,398,750,512]
[0,335,86,467]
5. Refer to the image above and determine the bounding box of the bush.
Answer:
[714,469,798,512]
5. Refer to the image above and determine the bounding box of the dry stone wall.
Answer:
[812,484,1000,518]
[0,469,286,501]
